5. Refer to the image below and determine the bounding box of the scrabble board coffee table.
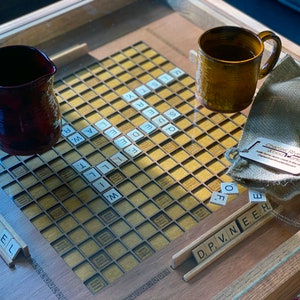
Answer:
[1,1,300,299]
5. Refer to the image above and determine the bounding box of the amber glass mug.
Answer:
[196,26,282,113]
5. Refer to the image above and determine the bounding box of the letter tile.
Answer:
[224,221,241,239]
[209,192,228,206]
[192,243,208,264]
[214,227,231,247]
[248,189,267,203]
[5,238,21,260]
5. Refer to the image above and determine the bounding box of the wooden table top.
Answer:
[1,1,300,299]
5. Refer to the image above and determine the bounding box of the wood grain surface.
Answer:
[1,1,300,299]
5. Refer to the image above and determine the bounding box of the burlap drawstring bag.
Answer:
[226,55,300,201]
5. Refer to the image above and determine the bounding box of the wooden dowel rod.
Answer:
[50,43,89,67]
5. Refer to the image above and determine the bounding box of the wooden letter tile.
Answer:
[5,238,21,260]
[224,221,241,239]
[192,243,209,264]
[204,236,219,255]
[214,227,231,247]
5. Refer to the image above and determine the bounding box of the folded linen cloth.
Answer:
[226,55,300,201]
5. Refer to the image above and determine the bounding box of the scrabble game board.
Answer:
[0,42,246,293]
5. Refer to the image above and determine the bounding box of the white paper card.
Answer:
[239,137,300,175]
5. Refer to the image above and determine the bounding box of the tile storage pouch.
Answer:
[226,55,300,201]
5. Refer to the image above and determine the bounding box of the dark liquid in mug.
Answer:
[0,69,42,86]
[207,44,255,61]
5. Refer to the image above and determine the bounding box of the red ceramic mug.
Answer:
[0,45,61,155]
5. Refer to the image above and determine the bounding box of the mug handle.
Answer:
[258,31,282,79]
